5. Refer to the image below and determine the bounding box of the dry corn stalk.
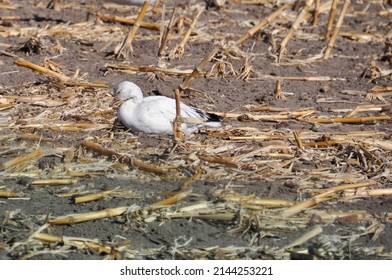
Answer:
[151,190,191,206]
[283,226,323,250]
[341,188,392,199]
[243,104,285,112]
[325,0,339,40]
[176,167,202,192]
[358,143,383,165]
[15,58,70,82]
[63,81,109,88]
[158,7,176,57]
[33,233,116,255]
[324,0,350,59]
[281,181,378,217]
[237,54,254,80]
[256,74,345,82]
[168,212,235,221]
[115,1,150,59]
[314,211,373,223]
[220,193,294,207]
[105,63,194,76]
[317,181,378,198]
[301,139,346,147]
[49,206,129,225]
[0,3,17,10]
[0,191,20,198]
[82,140,166,174]
[179,45,221,90]
[74,190,115,204]
[151,0,160,13]
[281,196,331,218]
[173,88,184,140]
[372,85,392,93]
[210,109,313,121]
[293,131,304,150]
[312,0,320,26]
[364,64,392,84]
[345,104,384,118]
[307,115,390,123]
[34,232,63,243]
[0,149,43,171]
[0,15,20,20]
[275,79,285,100]
[199,155,239,168]
[278,0,314,60]
[98,13,161,30]
[34,233,115,255]
[31,179,78,186]
[236,3,291,45]
[169,7,204,60]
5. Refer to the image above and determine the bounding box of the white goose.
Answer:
[112,81,222,135]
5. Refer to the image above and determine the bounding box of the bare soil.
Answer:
[0,0,391,260]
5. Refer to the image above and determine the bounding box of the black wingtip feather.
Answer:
[206,112,222,122]
[193,108,222,122]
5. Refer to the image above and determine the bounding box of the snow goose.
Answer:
[112,81,222,135]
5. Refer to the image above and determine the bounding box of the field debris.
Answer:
[0,0,391,260]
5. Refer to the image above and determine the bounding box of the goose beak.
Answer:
[110,95,120,107]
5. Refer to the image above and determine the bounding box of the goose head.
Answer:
[111,81,144,106]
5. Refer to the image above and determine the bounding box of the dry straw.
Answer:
[31,179,78,186]
[98,13,161,31]
[1,0,392,260]
[49,206,129,225]
[115,1,151,59]
[158,7,177,57]
[324,0,351,59]
[15,58,70,82]
[278,0,314,60]
[0,149,44,171]
[236,3,291,45]
[325,0,339,40]
[82,140,166,174]
[0,191,20,198]
[170,7,204,59]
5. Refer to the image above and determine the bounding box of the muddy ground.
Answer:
[0,0,392,259]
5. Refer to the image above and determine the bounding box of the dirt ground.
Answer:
[0,0,392,260]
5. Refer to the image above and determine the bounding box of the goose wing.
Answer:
[128,95,218,134]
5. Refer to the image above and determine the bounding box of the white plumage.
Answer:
[113,81,222,135]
